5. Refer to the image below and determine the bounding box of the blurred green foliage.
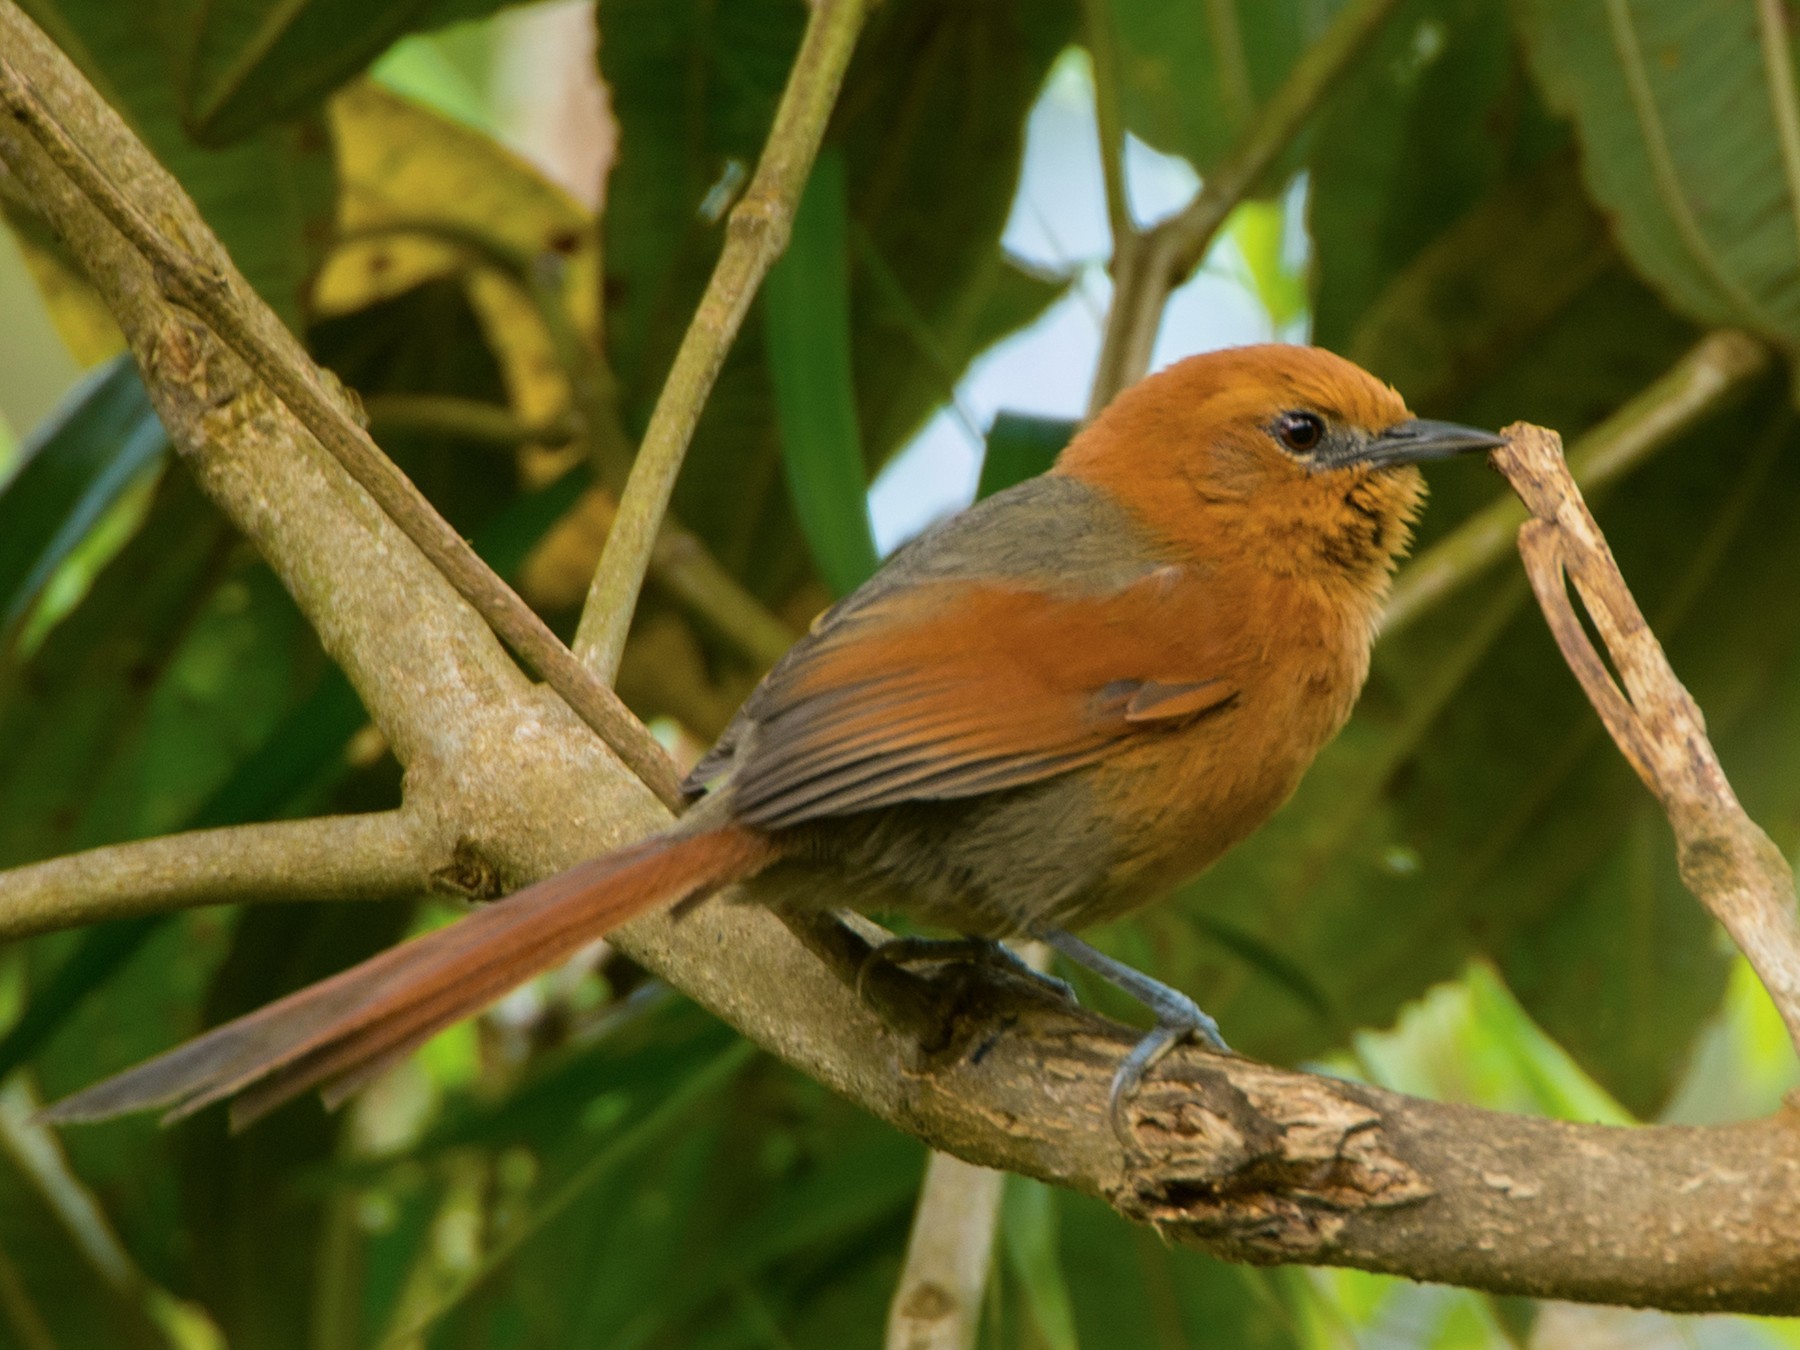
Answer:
[2,0,1799,1346]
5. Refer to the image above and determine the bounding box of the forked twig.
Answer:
[1493,422,1800,1054]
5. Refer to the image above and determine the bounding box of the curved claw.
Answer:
[1027,925,1231,1146]
[1105,1002,1230,1145]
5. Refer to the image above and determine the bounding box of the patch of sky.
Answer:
[867,47,1313,556]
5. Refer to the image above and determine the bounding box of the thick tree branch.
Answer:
[0,0,674,888]
[1386,329,1769,635]
[1086,0,1401,413]
[885,943,1050,1350]
[5,1,1800,1316]
[0,36,679,808]
[0,814,432,940]
[573,0,870,680]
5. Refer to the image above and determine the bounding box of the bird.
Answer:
[43,344,1504,1133]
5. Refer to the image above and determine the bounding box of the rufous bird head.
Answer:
[1055,344,1503,595]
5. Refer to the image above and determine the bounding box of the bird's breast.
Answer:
[1087,586,1373,911]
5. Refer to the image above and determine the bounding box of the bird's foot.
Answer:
[1030,926,1231,1147]
[855,935,1076,1005]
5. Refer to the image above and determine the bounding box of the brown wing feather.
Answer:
[727,577,1240,829]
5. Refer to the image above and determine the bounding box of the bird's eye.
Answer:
[1274,411,1325,454]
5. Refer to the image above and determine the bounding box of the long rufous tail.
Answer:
[43,824,778,1130]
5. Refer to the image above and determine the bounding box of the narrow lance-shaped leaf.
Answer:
[0,356,167,648]
[765,149,881,596]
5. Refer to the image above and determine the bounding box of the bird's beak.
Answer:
[1352,418,1508,469]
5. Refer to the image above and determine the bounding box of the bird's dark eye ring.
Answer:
[1274,411,1325,454]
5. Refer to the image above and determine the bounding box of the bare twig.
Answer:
[363,393,579,450]
[0,813,432,940]
[886,1154,1005,1350]
[0,54,682,809]
[1386,330,1768,635]
[1082,0,1132,251]
[1493,422,1800,1055]
[596,495,798,670]
[1086,0,1400,412]
[573,0,870,680]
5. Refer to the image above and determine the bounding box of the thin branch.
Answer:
[1494,422,1800,1055]
[886,1153,1005,1350]
[363,393,579,450]
[341,223,793,671]
[0,813,432,940]
[1082,0,1133,252]
[573,0,871,681]
[600,496,796,670]
[1205,0,1256,133]
[0,51,682,809]
[529,489,799,671]
[1086,0,1401,412]
[1384,329,1768,636]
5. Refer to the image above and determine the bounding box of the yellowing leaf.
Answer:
[320,81,601,433]
[2,215,124,367]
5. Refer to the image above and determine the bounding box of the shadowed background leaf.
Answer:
[1517,0,1800,360]
[15,0,336,325]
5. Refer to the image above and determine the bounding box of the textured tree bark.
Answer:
[4,0,1800,1316]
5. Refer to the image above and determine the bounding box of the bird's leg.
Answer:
[856,935,1075,1003]
[1031,926,1231,1143]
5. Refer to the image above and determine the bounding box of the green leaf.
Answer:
[1516,0,1800,358]
[166,903,413,1350]
[977,413,1073,499]
[1310,0,1570,354]
[0,356,167,647]
[765,150,881,596]
[1104,0,1346,176]
[1343,158,1611,412]
[0,665,368,1081]
[1034,1189,1306,1350]
[601,0,1073,603]
[1348,962,1633,1125]
[0,470,226,867]
[166,0,527,146]
[1229,199,1307,328]
[1002,1177,1080,1350]
[18,0,335,327]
